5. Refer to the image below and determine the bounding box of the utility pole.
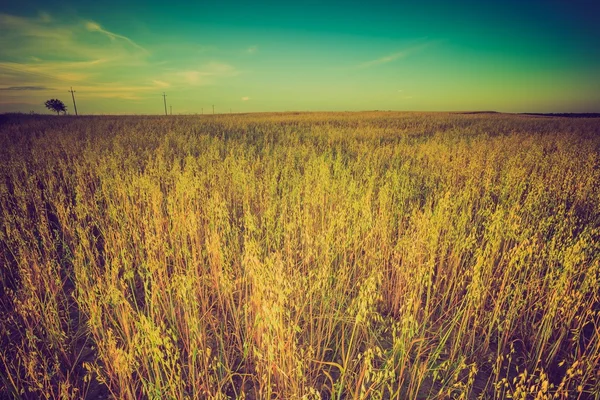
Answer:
[170,105,172,115]
[68,87,78,116]
[212,105,215,114]
[162,92,167,115]
[230,108,232,114]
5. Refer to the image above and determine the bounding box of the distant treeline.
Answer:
[452,111,600,118]
[520,112,600,118]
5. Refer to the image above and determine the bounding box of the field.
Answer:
[0,112,599,399]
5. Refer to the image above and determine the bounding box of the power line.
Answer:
[162,92,167,115]
[68,87,78,116]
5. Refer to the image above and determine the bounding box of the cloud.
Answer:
[0,13,156,102]
[241,96,250,101]
[0,13,147,66]
[179,71,201,84]
[358,51,410,69]
[0,13,70,40]
[84,21,102,31]
[174,62,238,85]
[0,85,53,90]
[0,61,94,83]
[152,80,170,88]
[246,45,258,54]
[356,42,434,69]
[0,12,239,111]
[85,20,148,54]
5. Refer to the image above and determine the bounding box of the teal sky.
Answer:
[1,0,599,114]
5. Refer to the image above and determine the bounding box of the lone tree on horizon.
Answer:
[45,99,67,115]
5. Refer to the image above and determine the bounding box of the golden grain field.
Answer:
[0,112,599,399]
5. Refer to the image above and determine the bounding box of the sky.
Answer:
[0,0,599,114]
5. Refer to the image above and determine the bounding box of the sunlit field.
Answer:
[1,112,599,399]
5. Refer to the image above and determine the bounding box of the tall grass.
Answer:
[1,112,599,399]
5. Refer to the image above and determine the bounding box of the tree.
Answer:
[45,99,67,115]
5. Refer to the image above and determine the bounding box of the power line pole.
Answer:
[212,105,215,114]
[162,92,167,115]
[170,105,172,115]
[68,87,78,116]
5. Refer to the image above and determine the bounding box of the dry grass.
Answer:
[0,112,599,399]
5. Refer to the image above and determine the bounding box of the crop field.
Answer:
[0,112,599,399]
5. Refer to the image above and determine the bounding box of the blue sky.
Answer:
[1,0,599,114]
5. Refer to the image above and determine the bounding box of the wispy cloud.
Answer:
[0,85,53,91]
[174,62,238,85]
[0,13,69,40]
[246,45,258,54]
[0,61,95,84]
[358,50,410,69]
[0,13,147,79]
[356,41,434,69]
[0,13,154,104]
[241,96,250,101]
[85,21,148,54]
[0,12,238,108]
[152,80,170,88]
[74,84,155,100]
